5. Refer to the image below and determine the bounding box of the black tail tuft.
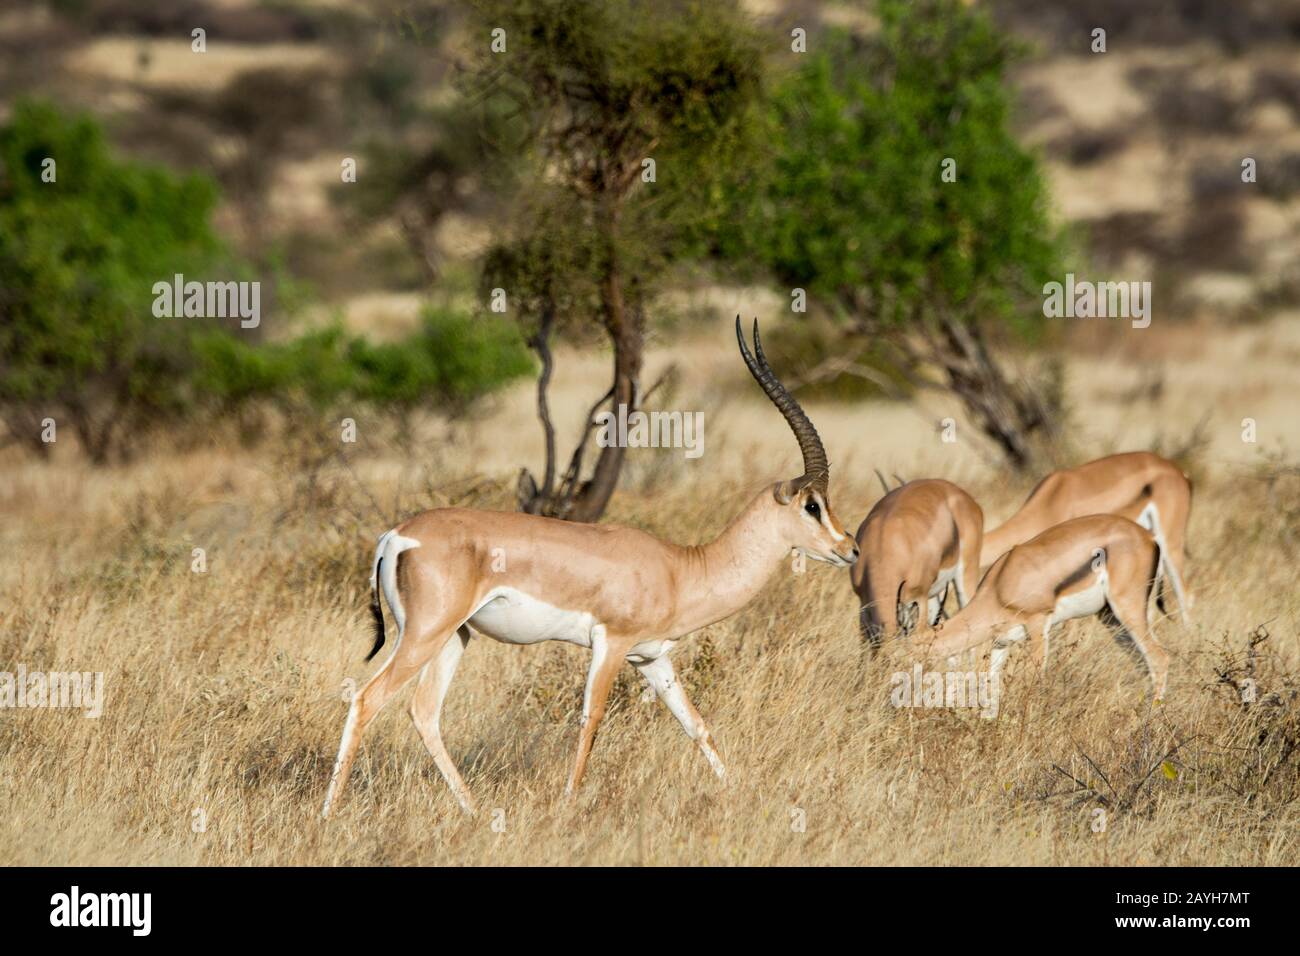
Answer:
[365,555,385,661]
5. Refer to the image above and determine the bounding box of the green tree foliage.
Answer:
[193,307,533,415]
[709,0,1068,467]
[471,0,768,519]
[0,101,532,462]
[0,99,223,461]
[719,8,1060,329]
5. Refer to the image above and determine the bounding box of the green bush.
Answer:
[0,101,532,460]
[710,2,1063,335]
[0,99,224,460]
[702,0,1069,468]
[191,325,357,410]
[194,308,533,414]
[348,307,534,411]
[762,316,911,403]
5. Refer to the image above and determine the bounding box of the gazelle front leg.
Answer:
[927,591,945,627]
[565,628,622,797]
[633,653,726,781]
[1021,613,1050,673]
[986,615,1045,713]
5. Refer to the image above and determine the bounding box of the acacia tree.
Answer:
[711,0,1067,469]
[470,0,765,521]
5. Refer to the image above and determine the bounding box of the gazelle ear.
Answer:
[773,475,812,504]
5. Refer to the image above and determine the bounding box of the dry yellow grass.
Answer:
[1,318,1298,866]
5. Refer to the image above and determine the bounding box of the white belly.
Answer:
[1050,576,1108,625]
[468,587,597,647]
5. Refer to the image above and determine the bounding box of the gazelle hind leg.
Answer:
[322,649,421,818]
[1137,501,1190,624]
[409,626,475,813]
[1038,619,1054,673]
[987,643,1010,716]
[897,600,920,637]
[1106,590,1170,702]
[633,653,725,781]
[322,602,471,818]
[1158,533,1190,624]
[1019,614,1049,673]
[987,625,1027,716]
[1162,478,1194,616]
[859,578,901,650]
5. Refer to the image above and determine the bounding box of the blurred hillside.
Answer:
[993,0,1300,318]
[3,0,1297,335]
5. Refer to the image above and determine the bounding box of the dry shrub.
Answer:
[1081,211,1164,268]
[1129,66,1248,135]
[991,0,1300,52]
[1174,199,1250,272]
[1252,66,1300,121]
[1047,126,1130,168]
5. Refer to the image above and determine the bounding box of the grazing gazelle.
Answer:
[321,318,859,817]
[918,513,1173,706]
[850,479,983,646]
[978,451,1191,621]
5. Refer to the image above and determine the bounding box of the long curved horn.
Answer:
[735,316,830,491]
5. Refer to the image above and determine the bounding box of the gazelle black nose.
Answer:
[849,543,861,561]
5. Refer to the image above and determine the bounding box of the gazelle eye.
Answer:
[804,499,821,519]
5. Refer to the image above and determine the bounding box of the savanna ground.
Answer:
[2,309,1298,866]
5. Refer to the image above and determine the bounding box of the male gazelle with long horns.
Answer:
[850,480,983,647]
[978,451,1191,621]
[918,513,1173,709]
[321,318,859,817]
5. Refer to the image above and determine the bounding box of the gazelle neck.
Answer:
[918,589,1007,659]
[672,487,793,634]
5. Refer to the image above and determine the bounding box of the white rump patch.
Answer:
[377,531,421,648]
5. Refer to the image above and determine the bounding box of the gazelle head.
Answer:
[736,316,859,569]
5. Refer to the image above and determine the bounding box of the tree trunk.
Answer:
[564,228,642,522]
[925,316,1058,471]
[515,206,643,523]
[849,303,1061,472]
[517,306,557,515]
[397,201,441,286]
